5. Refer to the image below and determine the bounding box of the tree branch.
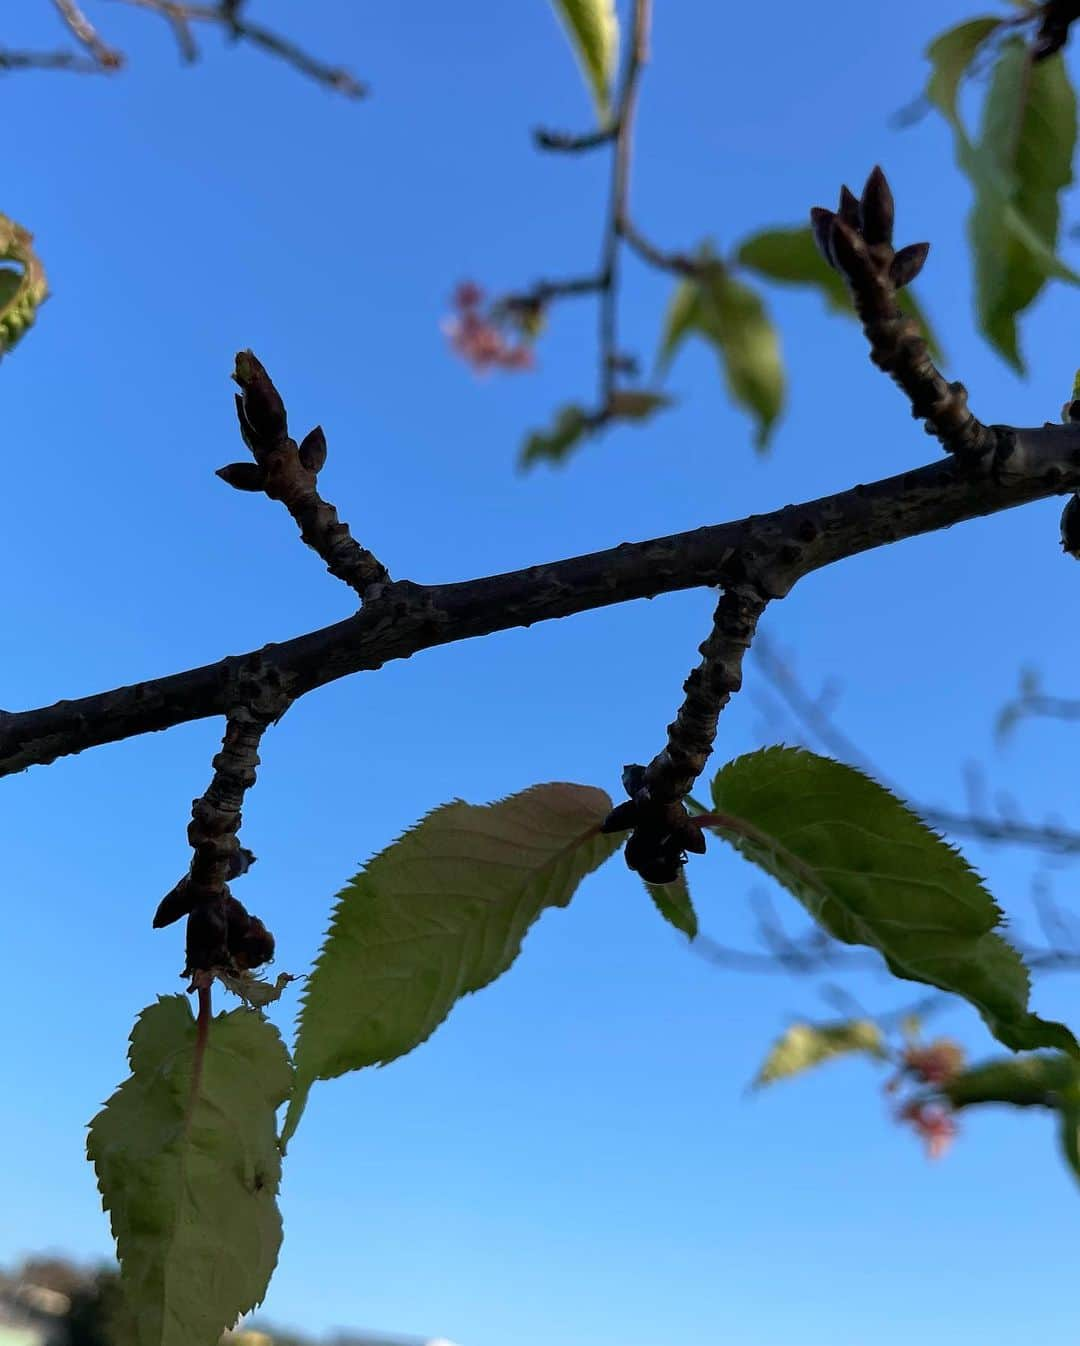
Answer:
[2,374,1079,777]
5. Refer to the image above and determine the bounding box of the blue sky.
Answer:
[3,2,1080,1343]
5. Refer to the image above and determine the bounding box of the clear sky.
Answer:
[3,2,1080,1344]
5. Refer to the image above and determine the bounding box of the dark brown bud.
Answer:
[153,876,195,929]
[234,393,258,453]
[890,241,930,289]
[298,425,328,474]
[829,215,871,279]
[621,763,648,800]
[837,185,861,231]
[859,165,894,246]
[678,819,708,855]
[1061,493,1080,558]
[810,208,838,268]
[216,462,267,492]
[232,350,288,445]
[625,828,686,885]
[601,800,638,833]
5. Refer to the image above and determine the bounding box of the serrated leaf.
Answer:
[659,264,785,451]
[754,1019,886,1089]
[548,0,619,119]
[643,869,698,940]
[969,42,1078,369]
[707,747,1079,1057]
[519,403,592,470]
[0,213,48,357]
[282,783,621,1147]
[941,1052,1080,1109]
[87,996,293,1346]
[735,227,944,362]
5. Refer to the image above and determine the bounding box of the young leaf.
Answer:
[969,41,1078,369]
[519,403,592,470]
[735,226,944,362]
[659,265,785,451]
[753,1019,886,1089]
[548,0,619,119]
[643,869,698,940]
[0,213,48,357]
[283,783,621,1147]
[707,747,1079,1057]
[87,996,293,1346]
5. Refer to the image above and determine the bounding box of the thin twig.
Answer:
[224,351,390,600]
[50,0,123,66]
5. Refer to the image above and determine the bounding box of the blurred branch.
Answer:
[4,0,366,93]
[752,631,1080,858]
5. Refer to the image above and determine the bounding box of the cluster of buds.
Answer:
[810,166,929,296]
[442,281,539,374]
[600,764,706,885]
[887,1036,965,1160]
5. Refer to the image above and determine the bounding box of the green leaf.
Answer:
[969,42,1078,369]
[754,1018,886,1089]
[925,17,1004,127]
[659,264,785,451]
[0,213,48,357]
[736,227,945,363]
[941,1052,1080,1109]
[643,869,698,940]
[707,747,1079,1057]
[87,997,293,1346]
[283,783,621,1147]
[548,0,619,119]
[519,403,592,471]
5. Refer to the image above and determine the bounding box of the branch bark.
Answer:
[2,416,1077,777]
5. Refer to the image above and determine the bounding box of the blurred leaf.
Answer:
[736,226,944,362]
[754,1019,886,1089]
[643,869,698,940]
[88,997,292,1346]
[282,783,622,1147]
[942,1052,1080,1109]
[707,747,1079,1057]
[925,17,1003,126]
[608,389,672,420]
[520,403,592,470]
[548,0,619,118]
[659,262,784,451]
[969,42,1078,369]
[0,212,48,357]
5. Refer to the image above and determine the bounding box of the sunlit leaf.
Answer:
[282,783,621,1147]
[548,0,619,119]
[88,997,292,1346]
[706,747,1079,1056]
[0,212,48,357]
[925,17,1004,126]
[754,1018,886,1089]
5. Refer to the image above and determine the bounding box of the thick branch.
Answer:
[2,419,1078,776]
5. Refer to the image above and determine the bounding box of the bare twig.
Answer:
[0,46,101,72]
[50,0,123,66]
[222,351,390,600]
[811,168,996,460]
